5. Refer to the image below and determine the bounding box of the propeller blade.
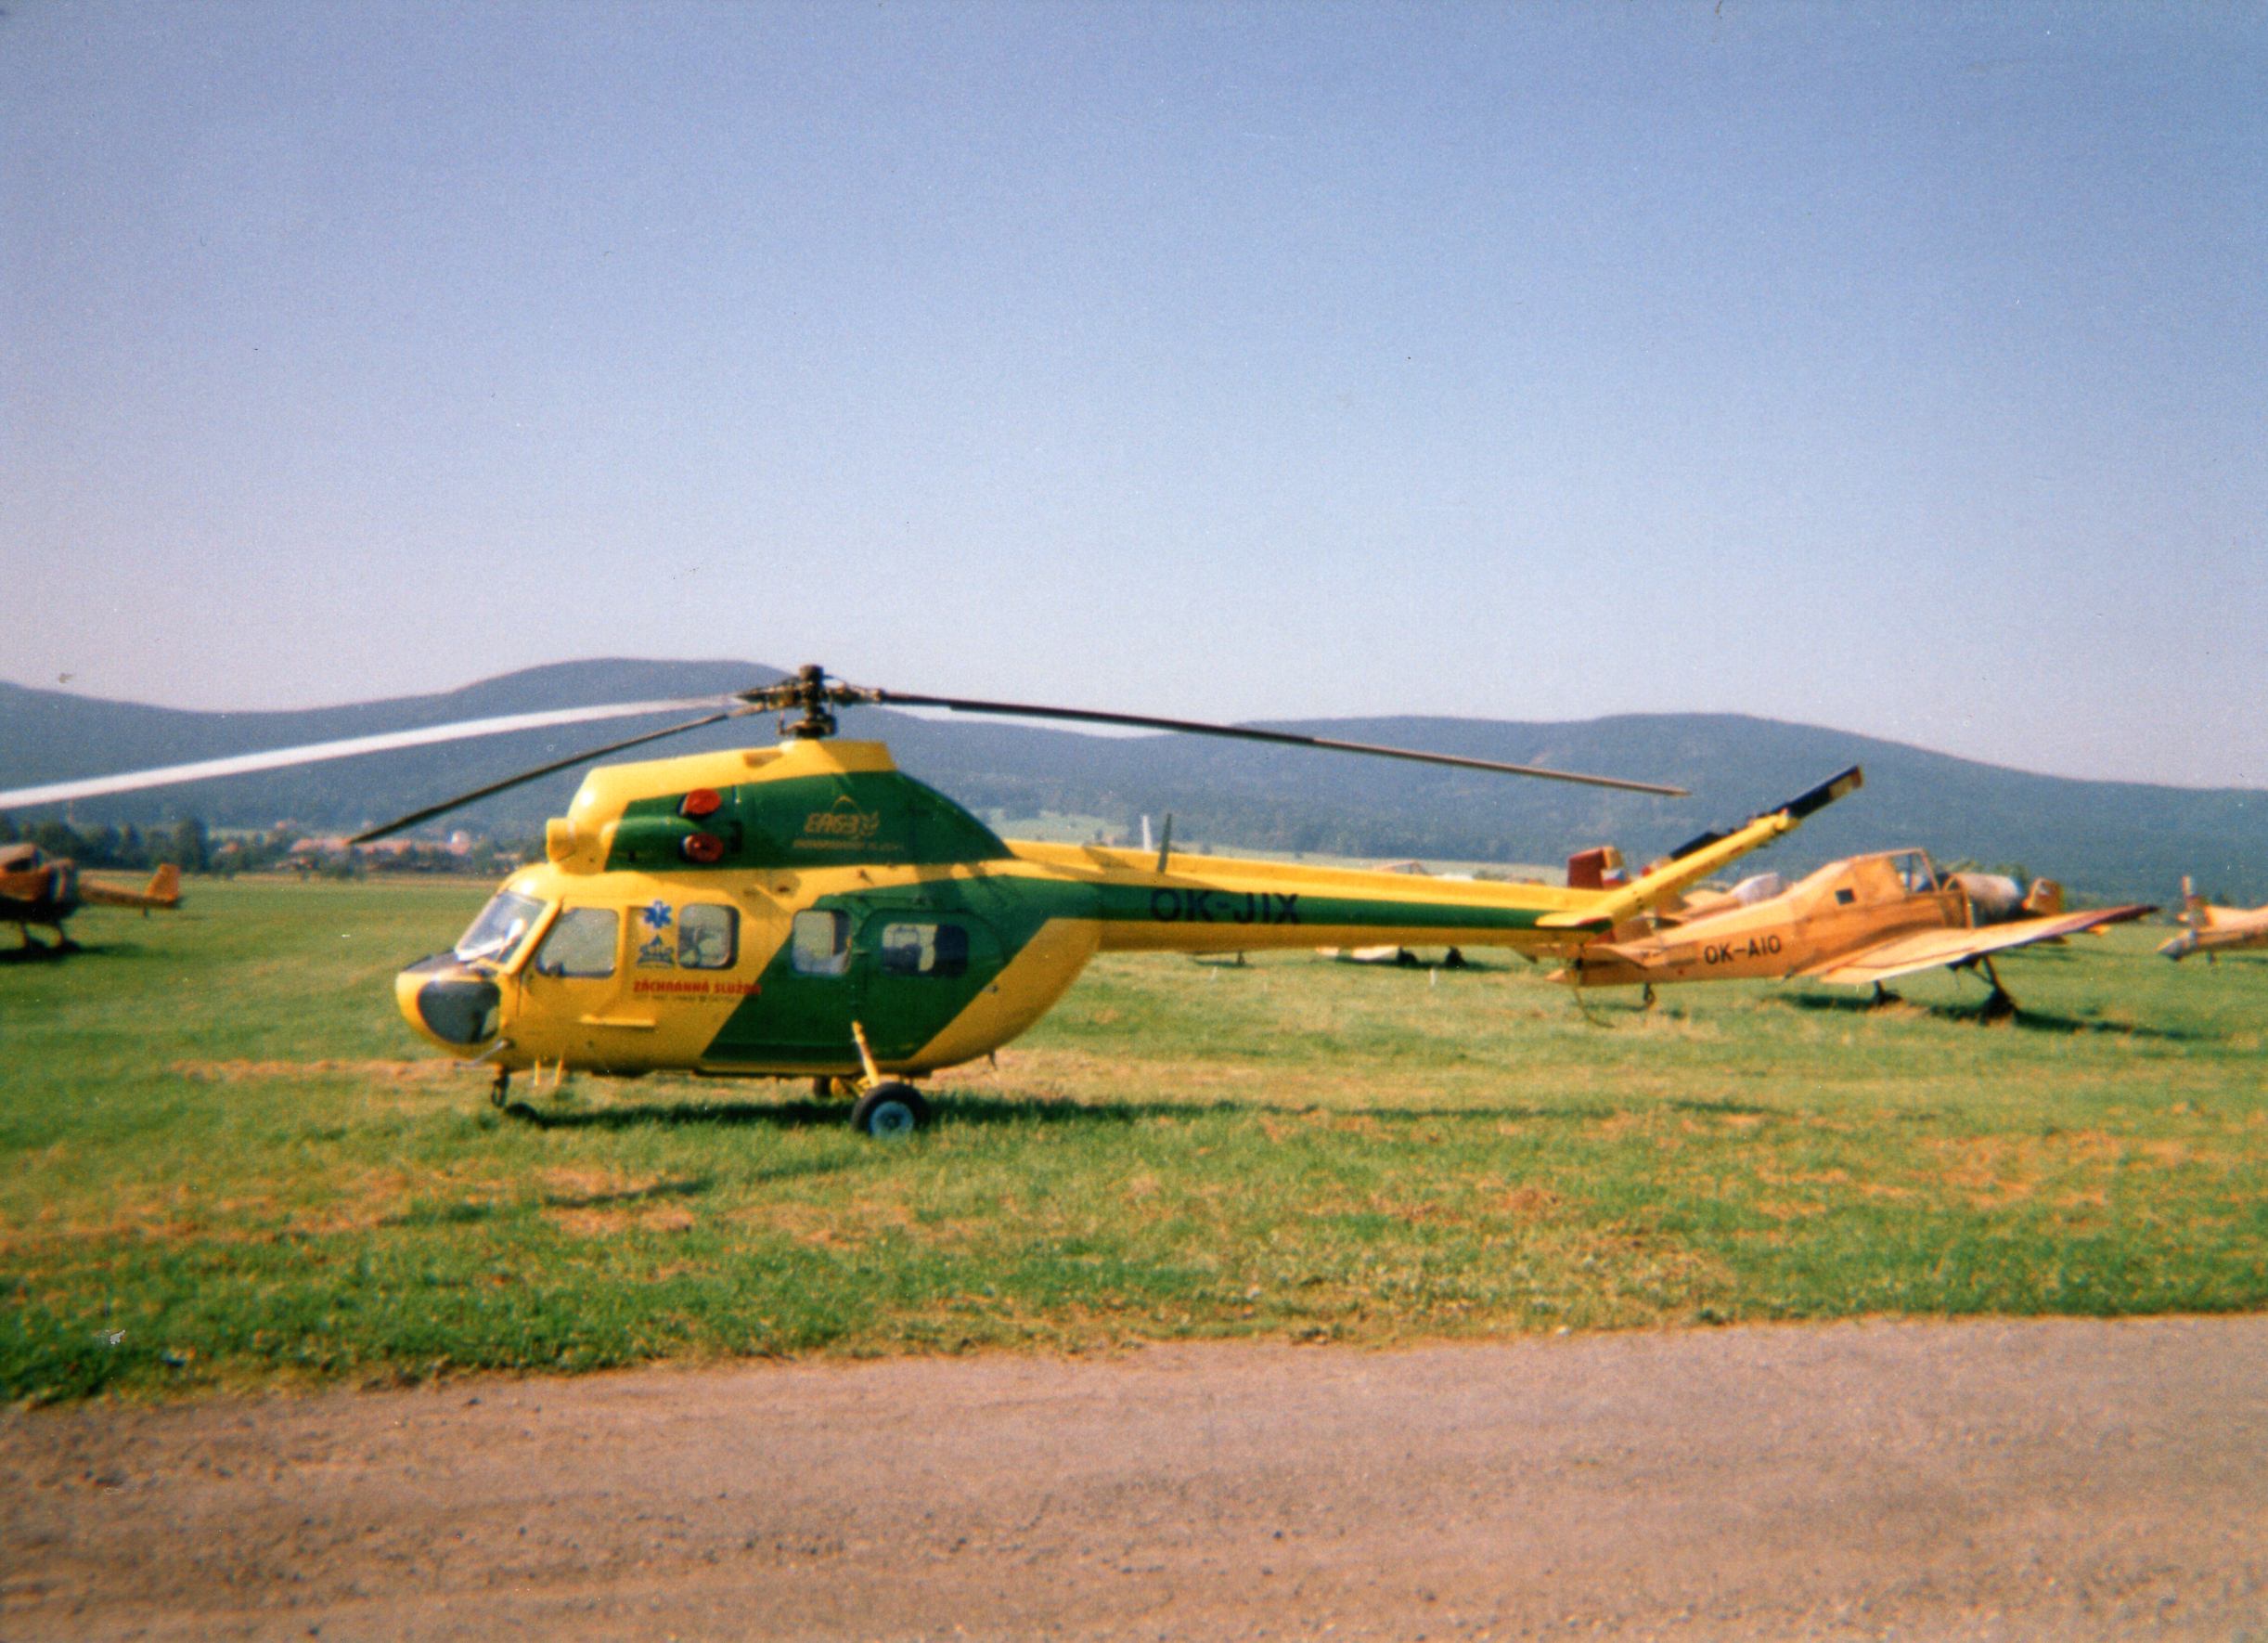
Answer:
[348,705,755,843]
[864,690,1689,796]
[0,697,741,813]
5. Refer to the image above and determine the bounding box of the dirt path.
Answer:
[6,1315,2265,1640]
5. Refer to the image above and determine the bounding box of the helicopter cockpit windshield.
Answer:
[454,889,546,965]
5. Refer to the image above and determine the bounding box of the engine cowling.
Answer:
[1948,873,2029,924]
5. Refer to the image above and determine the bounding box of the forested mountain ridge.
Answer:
[3,661,2261,903]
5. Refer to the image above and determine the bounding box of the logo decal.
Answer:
[802,796,886,846]
[640,899,674,931]
[636,935,677,969]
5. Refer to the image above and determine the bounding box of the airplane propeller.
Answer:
[0,664,1691,845]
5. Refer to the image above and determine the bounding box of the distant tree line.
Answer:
[0,815,536,878]
[0,813,213,872]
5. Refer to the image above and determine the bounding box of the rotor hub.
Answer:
[739,663,873,740]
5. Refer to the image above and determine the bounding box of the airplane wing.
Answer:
[1796,903,2155,987]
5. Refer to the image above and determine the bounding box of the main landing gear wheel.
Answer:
[852,1081,931,1138]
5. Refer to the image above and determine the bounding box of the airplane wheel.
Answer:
[852,1081,930,1138]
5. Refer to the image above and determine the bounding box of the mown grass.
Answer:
[3,877,2263,1403]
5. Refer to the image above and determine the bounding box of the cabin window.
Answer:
[878,921,970,977]
[791,909,850,976]
[532,907,620,977]
[455,889,547,965]
[677,903,738,970]
[1835,888,1856,906]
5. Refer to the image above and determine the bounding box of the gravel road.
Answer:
[6,1314,2264,1640]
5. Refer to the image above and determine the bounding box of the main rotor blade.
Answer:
[349,706,761,842]
[867,691,1689,796]
[0,697,740,812]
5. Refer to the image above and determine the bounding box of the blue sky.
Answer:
[3,2,2262,785]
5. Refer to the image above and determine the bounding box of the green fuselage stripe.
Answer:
[698,871,1548,1070]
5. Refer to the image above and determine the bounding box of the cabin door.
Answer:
[852,910,1008,1064]
[520,901,647,1069]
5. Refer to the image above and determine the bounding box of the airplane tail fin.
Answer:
[2158,876,2209,960]
[2180,875,2210,928]
[2020,878,2064,917]
[146,862,182,906]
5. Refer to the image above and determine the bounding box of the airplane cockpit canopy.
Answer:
[1890,849,1938,893]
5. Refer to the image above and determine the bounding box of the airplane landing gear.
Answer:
[1972,956,2017,1020]
[489,1068,511,1108]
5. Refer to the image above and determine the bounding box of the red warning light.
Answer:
[679,788,723,819]
[680,832,727,864]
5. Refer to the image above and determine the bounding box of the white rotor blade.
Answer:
[0,697,739,809]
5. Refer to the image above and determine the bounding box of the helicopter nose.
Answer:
[395,955,503,1047]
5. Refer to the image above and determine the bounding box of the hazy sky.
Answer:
[4,2,2262,786]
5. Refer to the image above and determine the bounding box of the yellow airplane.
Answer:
[0,846,180,952]
[1557,847,2154,1017]
[2159,877,2268,961]
[0,666,1862,1132]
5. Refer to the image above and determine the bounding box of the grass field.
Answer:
[4,876,2263,1404]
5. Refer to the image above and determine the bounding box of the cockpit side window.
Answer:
[532,906,620,978]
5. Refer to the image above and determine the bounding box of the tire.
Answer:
[851,1081,931,1137]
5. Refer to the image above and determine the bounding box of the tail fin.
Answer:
[2020,878,2064,917]
[146,862,182,906]
[2180,875,2210,928]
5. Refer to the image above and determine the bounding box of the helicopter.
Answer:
[1,666,1860,1134]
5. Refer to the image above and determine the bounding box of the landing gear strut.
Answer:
[1976,955,2017,1020]
[1952,955,2017,1019]
[489,1068,511,1108]
[844,1020,933,1136]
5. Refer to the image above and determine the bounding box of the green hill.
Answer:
[4,660,2261,903]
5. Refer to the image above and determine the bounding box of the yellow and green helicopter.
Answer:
[2,666,1859,1135]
